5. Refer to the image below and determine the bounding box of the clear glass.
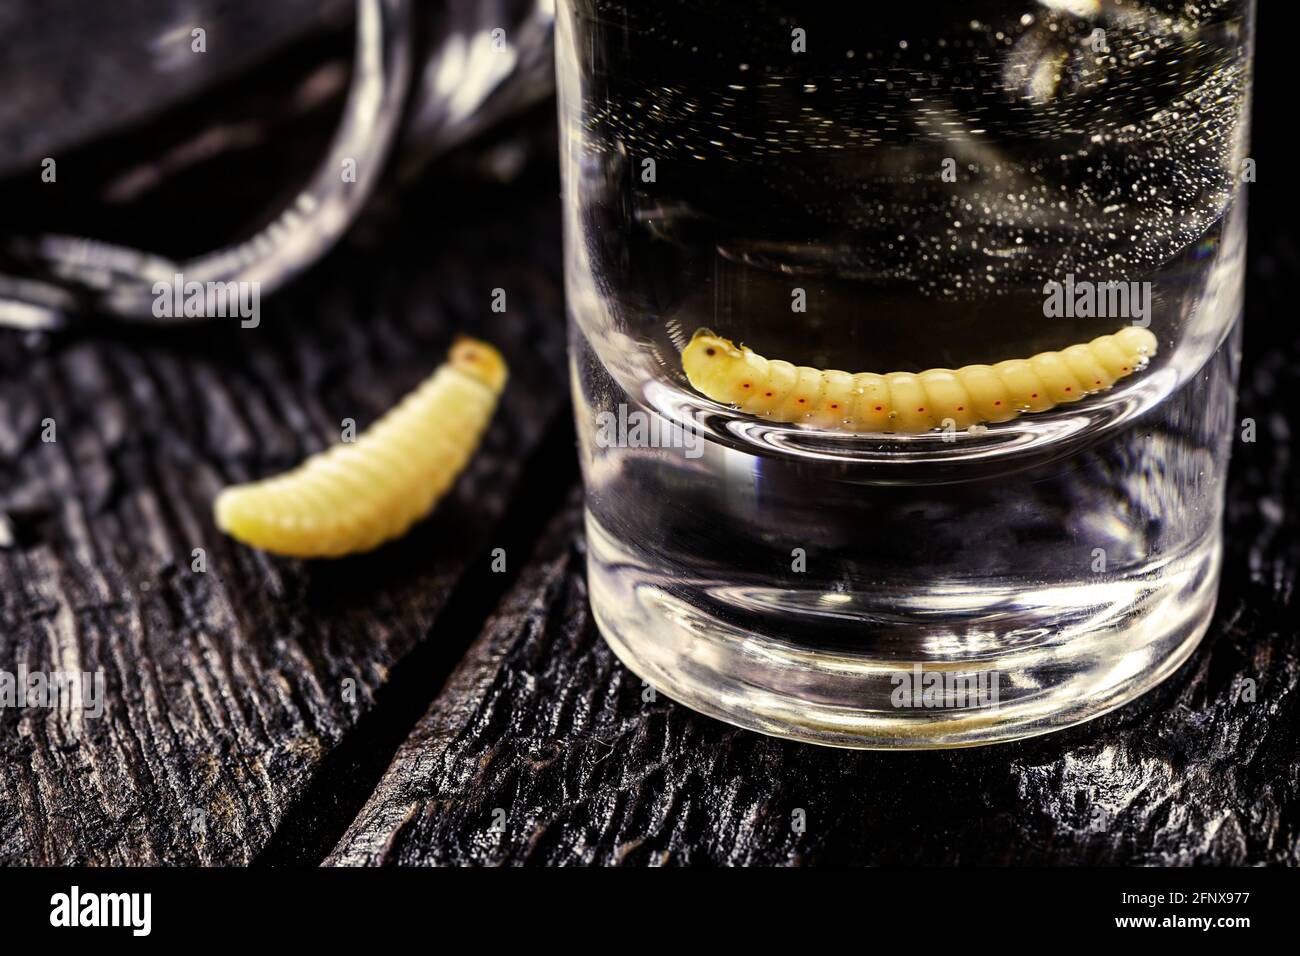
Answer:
[557,0,1254,748]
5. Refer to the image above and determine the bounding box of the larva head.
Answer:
[682,329,746,392]
[450,337,508,394]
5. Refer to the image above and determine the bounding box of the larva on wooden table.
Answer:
[214,337,507,558]
[682,325,1158,434]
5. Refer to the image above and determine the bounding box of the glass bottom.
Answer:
[587,511,1220,749]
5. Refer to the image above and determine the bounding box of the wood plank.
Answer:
[327,324,1300,867]
[0,167,569,865]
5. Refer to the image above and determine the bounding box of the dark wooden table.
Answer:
[2,103,1297,867]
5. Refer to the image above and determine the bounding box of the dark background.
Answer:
[0,3,1295,866]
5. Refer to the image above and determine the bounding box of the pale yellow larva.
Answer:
[214,337,507,557]
[682,325,1157,434]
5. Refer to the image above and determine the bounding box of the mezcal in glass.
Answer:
[558,0,1255,747]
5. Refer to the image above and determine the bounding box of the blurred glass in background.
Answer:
[0,0,555,329]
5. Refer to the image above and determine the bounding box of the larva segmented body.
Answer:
[682,325,1157,434]
[214,338,507,557]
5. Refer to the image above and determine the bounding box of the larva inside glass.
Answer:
[561,0,1252,747]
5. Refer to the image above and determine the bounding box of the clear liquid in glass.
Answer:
[558,0,1254,747]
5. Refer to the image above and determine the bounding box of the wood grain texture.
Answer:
[0,169,567,865]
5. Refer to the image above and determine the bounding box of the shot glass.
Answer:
[557,0,1255,747]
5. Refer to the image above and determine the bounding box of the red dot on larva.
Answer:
[1030,393,1038,398]
[1122,366,1129,372]
[741,383,751,388]
[917,407,925,413]
[994,401,1002,406]
[705,348,716,356]
[956,406,964,411]
[1095,380,1102,385]
[874,405,883,411]
[830,403,839,409]
[765,391,774,397]
[1064,387,1072,393]
[797,398,807,404]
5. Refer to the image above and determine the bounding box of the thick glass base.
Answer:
[588,512,1220,749]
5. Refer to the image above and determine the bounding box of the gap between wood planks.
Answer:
[252,411,578,866]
